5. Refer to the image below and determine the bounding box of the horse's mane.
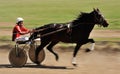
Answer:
[35,11,93,30]
[72,12,92,24]
[77,12,90,19]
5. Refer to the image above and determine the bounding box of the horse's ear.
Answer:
[97,8,100,12]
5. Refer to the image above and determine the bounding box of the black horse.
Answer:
[29,8,109,66]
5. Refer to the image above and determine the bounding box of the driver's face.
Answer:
[18,21,24,26]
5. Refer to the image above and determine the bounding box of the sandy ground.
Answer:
[0,44,120,74]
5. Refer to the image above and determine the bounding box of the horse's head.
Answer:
[92,8,109,27]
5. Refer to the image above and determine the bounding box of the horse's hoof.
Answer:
[72,63,77,67]
[72,61,77,67]
[55,55,59,61]
[85,48,91,52]
[56,58,59,61]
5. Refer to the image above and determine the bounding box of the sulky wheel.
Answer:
[9,48,27,67]
[29,43,45,65]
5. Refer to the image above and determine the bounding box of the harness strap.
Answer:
[67,23,71,28]
[66,23,72,41]
[67,23,72,33]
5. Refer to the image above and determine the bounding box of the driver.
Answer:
[12,17,34,41]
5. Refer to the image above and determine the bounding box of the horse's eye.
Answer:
[98,14,101,18]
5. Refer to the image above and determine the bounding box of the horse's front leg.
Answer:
[72,43,82,66]
[86,39,95,52]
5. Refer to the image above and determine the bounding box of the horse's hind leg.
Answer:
[72,43,82,66]
[47,41,59,61]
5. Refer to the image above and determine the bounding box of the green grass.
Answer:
[0,0,119,29]
[0,36,11,41]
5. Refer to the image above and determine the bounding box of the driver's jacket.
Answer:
[12,24,29,41]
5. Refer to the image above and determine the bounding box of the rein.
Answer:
[39,28,66,38]
[33,22,93,39]
[33,22,95,38]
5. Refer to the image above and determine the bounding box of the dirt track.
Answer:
[0,42,120,74]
